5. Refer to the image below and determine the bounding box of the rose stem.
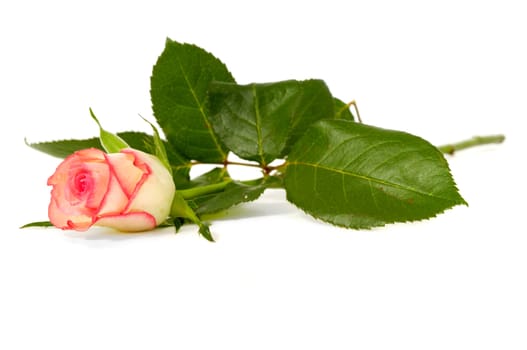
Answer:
[437,134,505,155]
[178,180,232,199]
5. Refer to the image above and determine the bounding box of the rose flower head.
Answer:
[47,148,175,232]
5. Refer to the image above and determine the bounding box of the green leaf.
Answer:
[283,80,336,155]
[284,120,467,229]
[26,137,103,158]
[171,191,214,241]
[89,108,129,153]
[26,132,150,158]
[150,38,235,163]
[179,167,229,190]
[140,116,172,175]
[189,177,280,216]
[208,79,334,165]
[172,217,185,232]
[177,168,279,215]
[333,98,355,121]
[26,132,191,187]
[20,221,53,228]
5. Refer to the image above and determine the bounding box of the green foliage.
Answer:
[333,98,355,121]
[20,221,53,228]
[179,167,229,190]
[89,108,129,153]
[189,177,280,216]
[208,79,334,165]
[284,120,467,228]
[140,116,173,175]
[150,38,235,163]
[26,137,103,158]
[26,38,475,241]
[170,191,214,242]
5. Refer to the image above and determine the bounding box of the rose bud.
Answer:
[47,148,175,232]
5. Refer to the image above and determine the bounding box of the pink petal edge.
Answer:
[120,149,152,209]
[94,211,157,232]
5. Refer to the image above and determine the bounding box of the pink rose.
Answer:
[47,148,175,232]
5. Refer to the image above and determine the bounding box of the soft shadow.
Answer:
[64,226,176,244]
[64,190,298,245]
[204,191,298,222]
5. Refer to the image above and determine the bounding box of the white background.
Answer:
[1,1,526,349]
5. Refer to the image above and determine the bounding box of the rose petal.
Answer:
[47,149,106,187]
[48,197,93,231]
[122,149,175,225]
[104,152,147,198]
[48,148,109,229]
[94,211,157,232]
[96,172,129,216]
[83,161,111,209]
[47,147,175,233]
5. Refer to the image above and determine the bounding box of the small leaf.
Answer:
[140,116,172,175]
[208,79,334,165]
[179,167,229,189]
[197,223,213,242]
[20,221,53,228]
[157,219,176,228]
[26,137,103,158]
[171,191,214,242]
[333,98,355,121]
[89,108,129,153]
[150,38,235,163]
[189,177,279,216]
[284,120,467,229]
[172,217,185,232]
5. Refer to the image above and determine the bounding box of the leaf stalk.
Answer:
[178,180,233,199]
[437,135,505,155]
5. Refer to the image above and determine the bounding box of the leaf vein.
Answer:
[252,84,266,165]
[341,140,402,169]
[175,56,226,160]
[289,161,455,203]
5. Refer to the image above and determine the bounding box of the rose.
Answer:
[47,148,175,232]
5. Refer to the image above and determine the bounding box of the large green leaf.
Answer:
[208,79,334,166]
[284,120,467,229]
[283,80,336,155]
[150,38,235,163]
[26,132,191,187]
